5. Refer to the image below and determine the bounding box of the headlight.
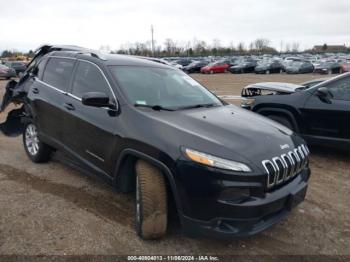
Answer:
[241,98,255,107]
[184,148,251,172]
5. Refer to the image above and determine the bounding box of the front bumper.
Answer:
[176,161,310,238]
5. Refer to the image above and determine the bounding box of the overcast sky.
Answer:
[1,0,349,52]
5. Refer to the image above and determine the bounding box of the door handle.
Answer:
[64,103,75,111]
[32,87,39,94]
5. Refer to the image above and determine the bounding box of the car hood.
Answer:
[133,105,304,171]
[243,82,304,94]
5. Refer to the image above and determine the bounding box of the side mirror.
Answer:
[316,87,333,103]
[82,92,116,109]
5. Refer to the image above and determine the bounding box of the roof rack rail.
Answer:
[77,50,107,61]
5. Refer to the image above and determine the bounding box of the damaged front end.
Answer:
[0,44,86,137]
[0,80,31,137]
[241,82,304,98]
[240,82,304,110]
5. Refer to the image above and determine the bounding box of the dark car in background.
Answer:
[255,60,284,74]
[5,61,27,75]
[174,59,193,67]
[182,61,208,73]
[314,61,342,74]
[285,61,314,74]
[241,72,350,150]
[229,60,257,74]
[0,45,311,240]
[0,64,16,79]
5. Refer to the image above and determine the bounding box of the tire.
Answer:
[267,115,294,131]
[23,123,53,163]
[135,160,167,240]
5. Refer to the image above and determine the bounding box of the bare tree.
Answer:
[254,38,270,52]
[237,42,246,54]
[292,42,300,53]
[164,38,179,56]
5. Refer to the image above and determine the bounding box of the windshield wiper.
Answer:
[134,104,176,111]
[178,103,218,110]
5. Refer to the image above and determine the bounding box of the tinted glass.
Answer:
[36,58,47,79]
[72,61,112,98]
[327,76,350,101]
[110,66,222,109]
[43,58,75,91]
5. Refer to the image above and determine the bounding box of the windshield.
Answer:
[110,66,223,110]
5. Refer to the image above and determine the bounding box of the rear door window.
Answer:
[42,58,75,91]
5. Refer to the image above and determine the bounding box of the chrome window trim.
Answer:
[38,56,118,111]
[67,92,82,101]
[36,78,67,95]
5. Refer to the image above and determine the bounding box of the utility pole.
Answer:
[151,25,155,57]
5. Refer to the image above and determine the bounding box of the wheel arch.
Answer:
[113,148,184,216]
[254,105,301,132]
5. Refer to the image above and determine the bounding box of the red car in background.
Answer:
[340,63,350,73]
[200,61,230,74]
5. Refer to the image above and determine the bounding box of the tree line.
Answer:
[2,39,346,59]
[111,38,302,57]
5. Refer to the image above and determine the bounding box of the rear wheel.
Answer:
[267,115,294,131]
[135,160,167,240]
[23,123,53,163]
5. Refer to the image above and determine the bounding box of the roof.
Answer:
[46,48,170,68]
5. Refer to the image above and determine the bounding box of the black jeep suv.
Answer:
[241,73,350,150]
[0,45,311,239]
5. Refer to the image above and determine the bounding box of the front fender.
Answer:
[254,105,301,133]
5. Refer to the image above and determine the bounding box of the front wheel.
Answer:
[23,123,53,163]
[135,160,167,240]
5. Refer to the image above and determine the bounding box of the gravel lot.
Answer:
[0,74,349,256]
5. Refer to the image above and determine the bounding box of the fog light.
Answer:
[219,188,250,203]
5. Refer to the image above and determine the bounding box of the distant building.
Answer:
[312,44,348,53]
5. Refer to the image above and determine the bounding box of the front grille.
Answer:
[262,144,309,189]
